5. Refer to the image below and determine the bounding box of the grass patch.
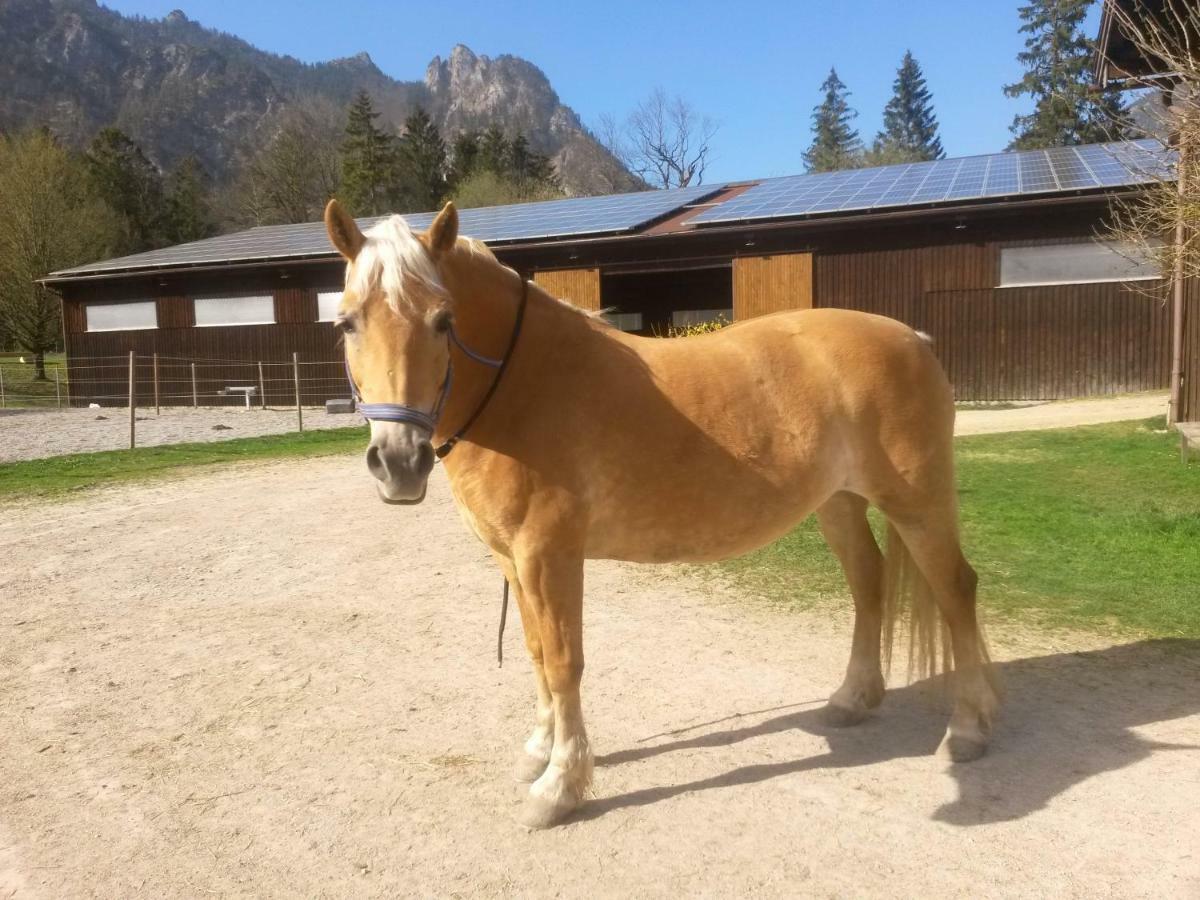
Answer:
[721,417,1200,638]
[0,353,67,408]
[0,426,368,501]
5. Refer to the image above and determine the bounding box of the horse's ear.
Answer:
[325,199,365,261]
[427,202,459,257]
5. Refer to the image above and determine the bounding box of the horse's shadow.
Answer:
[581,639,1200,826]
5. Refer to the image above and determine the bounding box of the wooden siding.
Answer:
[1181,277,1200,422]
[815,243,1172,400]
[733,253,813,320]
[533,268,601,310]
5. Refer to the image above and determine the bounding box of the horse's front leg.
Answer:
[492,552,556,783]
[513,548,591,829]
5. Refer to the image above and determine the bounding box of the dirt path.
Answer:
[955,391,1168,435]
[1,460,1197,898]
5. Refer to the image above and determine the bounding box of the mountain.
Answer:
[0,0,639,196]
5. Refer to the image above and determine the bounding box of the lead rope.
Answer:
[497,579,509,667]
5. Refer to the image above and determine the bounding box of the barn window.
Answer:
[86,301,157,332]
[672,308,733,328]
[193,295,275,327]
[998,240,1161,287]
[317,291,343,322]
[604,312,644,332]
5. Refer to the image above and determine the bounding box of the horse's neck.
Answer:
[436,255,612,451]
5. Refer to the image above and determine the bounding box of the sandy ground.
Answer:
[954,391,1168,435]
[0,407,365,464]
[1,458,1197,899]
[0,391,1171,465]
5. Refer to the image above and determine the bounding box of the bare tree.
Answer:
[601,89,718,189]
[1102,0,1199,424]
[231,97,343,227]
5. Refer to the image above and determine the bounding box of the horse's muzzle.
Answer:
[365,423,435,505]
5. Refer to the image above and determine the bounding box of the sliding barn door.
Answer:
[533,268,602,311]
[732,253,813,320]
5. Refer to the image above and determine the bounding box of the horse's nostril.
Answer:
[365,444,388,482]
[416,441,434,476]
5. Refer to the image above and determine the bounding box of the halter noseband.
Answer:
[345,279,529,459]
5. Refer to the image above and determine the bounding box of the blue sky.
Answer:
[103,0,1104,183]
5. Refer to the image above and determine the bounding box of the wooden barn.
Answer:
[43,140,1180,408]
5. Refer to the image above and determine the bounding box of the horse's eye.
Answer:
[335,316,355,335]
[432,310,452,333]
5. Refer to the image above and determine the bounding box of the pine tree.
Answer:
[870,51,944,164]
[803,68,863,173]
[339,91,398,216]
[163,156,215,244]
[397,107,448,211]
[85,127,166,252]
[478,125,511,176]
[1004,0,1128,148]
[450,130,482,185]
[507,134,558,189]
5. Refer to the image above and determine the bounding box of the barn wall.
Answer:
[533,268,602,310]
[1181,276,1200,422]
[732,253,813,319]
[813,237,1172,401]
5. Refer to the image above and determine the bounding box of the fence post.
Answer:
[258,361,266,409]
[0,366,5,409]
[54,368,61,409]
[191,362,198,408]
[293,352,303,433]
[153,352,160,415]
[128,350,136,450]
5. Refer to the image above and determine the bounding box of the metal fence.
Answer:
[1,352,356,450]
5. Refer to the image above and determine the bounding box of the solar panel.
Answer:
[688,139,1172,227]
[50,183,722,278]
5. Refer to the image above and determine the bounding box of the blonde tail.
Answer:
[882,521,953,682]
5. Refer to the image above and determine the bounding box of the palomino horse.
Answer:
[324,199,999,829]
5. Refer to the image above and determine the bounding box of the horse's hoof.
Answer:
[513,752,550,784]
[517,793,578,830]
[821,702,870,727]
[938,733,988,762]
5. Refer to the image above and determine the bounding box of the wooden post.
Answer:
[0,366,5,409]
[258,361,266,409]
[153,352,160,415]
[54,368,61,409]
[293,352,303,433]
[191,362,198,408]
[128,350,136,450]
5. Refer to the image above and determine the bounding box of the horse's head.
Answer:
[324,198,461,505]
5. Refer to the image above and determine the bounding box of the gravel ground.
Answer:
[0,391,1172,464]
[0,460,1196,898]
[0,406,366,463]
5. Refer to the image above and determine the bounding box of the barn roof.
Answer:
[44,139,1175,284]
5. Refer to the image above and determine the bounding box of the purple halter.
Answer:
[344,279,528,459]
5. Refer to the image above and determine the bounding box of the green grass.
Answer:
[0,353,67,408]
[721,418,1200,639]
[0,426,368,500]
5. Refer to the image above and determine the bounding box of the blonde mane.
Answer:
[347,215,448,311]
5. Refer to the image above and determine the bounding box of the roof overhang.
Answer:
[41,189,1134,289]
[1095,0,1187,87]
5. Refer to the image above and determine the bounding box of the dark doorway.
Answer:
[601,266,733,336]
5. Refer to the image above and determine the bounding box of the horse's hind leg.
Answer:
[888,512,999,762]
[817,491,886,726]
[492,553,555,784]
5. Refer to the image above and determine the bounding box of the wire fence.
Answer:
[0,352,357,450]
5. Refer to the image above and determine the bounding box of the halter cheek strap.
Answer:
[344,279,529,460]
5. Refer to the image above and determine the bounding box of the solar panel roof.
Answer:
[687,140,1173,227]
[49,183,723,278]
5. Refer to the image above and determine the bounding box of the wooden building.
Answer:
[44,141,1177,407]
[1096,0,1198,423]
